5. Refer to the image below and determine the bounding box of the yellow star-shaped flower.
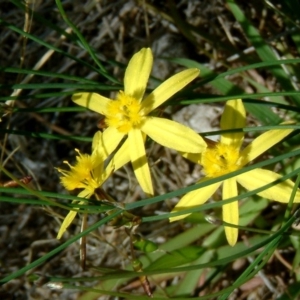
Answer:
[72,48,206,195]
[56,135,113,239]
[170,99,300,246]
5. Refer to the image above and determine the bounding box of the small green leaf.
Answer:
[146,246,205,270]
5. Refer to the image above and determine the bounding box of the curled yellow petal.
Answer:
[142,68,200,115]
[72,92,111,115]
[141,117,206,153]
[237,169,300,203]
[170,180,221,222]
[57,190,93,239]
[129,129,154,195]
[57,210,78,239]
[222,178,239,246]
[92,131,102,152]
[240,128,294,165]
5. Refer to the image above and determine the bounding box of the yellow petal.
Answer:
[107,139,131,171]
[92,149,107,184]
[92,155,104,183]
[128,129,154,195]
[72,92,111,115]
[94,127,125,158]
[101,164,114,184]
[124,48,153,101]
[170,179,221,222]
[240,128,294,165]
[92,131,102,152]
[141,117,206,153]
[237,169,300,202]
[56,189,92,239]
[179,151,202,164]
[142,68,200,115]
[57,210,78,239]
[222,178,239,246]
[220,99,245,149]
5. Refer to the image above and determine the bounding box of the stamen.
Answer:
[105,91,143,133]
[202,143,240,177]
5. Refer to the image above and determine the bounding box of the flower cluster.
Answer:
[72,48,206,195]
[170,99,300,246]
[56,134,113,239]
[57,48,300,246]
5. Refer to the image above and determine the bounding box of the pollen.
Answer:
[105,91,143,133]
[201,143,241,177]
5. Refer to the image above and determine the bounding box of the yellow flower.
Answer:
[170,99,300,246]
[56,140,113,239]
[72,48,206,195]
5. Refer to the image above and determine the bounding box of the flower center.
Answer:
[201,143,241,177]
[58,150,99,191]
[105,91,143,133]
